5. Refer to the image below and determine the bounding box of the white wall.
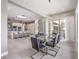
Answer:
[65,16,75,42]
[1,0,8,57]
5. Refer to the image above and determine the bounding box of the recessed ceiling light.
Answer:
[8,7,11,10]
[16,15,27,19]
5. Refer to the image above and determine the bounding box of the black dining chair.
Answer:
[46,33,60,57]
[31,37,46,59]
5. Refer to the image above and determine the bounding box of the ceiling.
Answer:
[9,0,77,16]
[8,2,41,22]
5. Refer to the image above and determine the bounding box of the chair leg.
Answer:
[31,56,34,59]
[48,49,57,57]
[46,46,60,57]
[49,49,57,52]
[56,45,60,49]
[51,46,60,51]
[40,53,46,59]
[31,51,46,59]
[31,52,38,59]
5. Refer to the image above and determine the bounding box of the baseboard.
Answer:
[1,51,8,57]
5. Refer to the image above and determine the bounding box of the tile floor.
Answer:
[2,37,77,59]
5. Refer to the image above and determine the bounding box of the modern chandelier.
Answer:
[48,0,51,3]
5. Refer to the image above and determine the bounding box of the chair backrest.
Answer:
[52,37,56,47]
[55,33,60,44]
[31,37,45,51]
[31,37,39,51]
[57,34,60,43]
[46,33,60,47]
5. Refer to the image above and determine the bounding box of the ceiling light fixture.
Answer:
[16,15,27,19]
[48,0,51,3]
